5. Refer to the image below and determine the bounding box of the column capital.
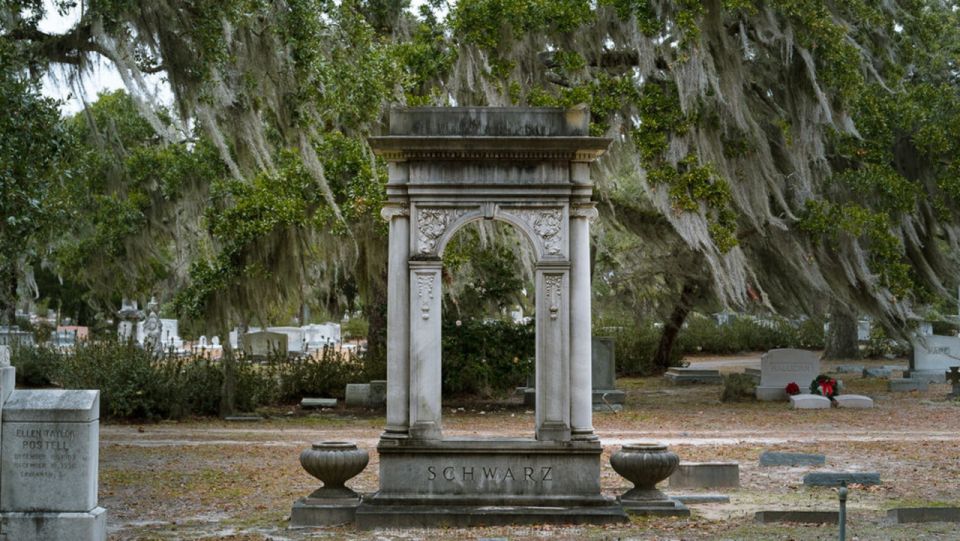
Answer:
[380,204,410,222]
[570,204,599,223]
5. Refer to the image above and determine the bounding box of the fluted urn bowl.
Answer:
[610,443,680,501]
[299,441,369,499]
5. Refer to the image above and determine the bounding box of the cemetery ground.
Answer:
[100,354,960,541]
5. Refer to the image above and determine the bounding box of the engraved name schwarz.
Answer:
[427,465,553,482]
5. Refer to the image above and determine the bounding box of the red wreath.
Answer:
[785,382,801,395]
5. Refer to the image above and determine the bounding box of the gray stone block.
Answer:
[300,398,337,409]
[755,510,838,524]
[0,366,14,405]
[620,498,690,517]
[889,379,929,392]
[803,472,880,487]
[369,380,387,407]
[863,367,893,378]
[904,370,947,383]
[887,507,960,523]
[834,364,864,374]
[355,503,628,528]
[289,496,360,527]
[665,368,723,385]
[591,337,616,390]
[224,415,262,422]
[759,451,826,467]
[345,383,371,407]
[674,494,731,504]
[0,506,106,541]
[668,462,739,488]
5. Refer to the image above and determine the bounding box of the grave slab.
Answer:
[755,510,839,524]
[789,394,832,409]
[833,394,874,408]
[300,398,337,409]
[862,367,893,378]
[887,507,960,523]
[668,462,739,488]
[904,370,947,383]
[0,507,106,541]
[834,364,864,374]
[803,472,880,486]
[664,368,723,385]
[674,494,731,504]
[889,379,929,392]
[758,451,826,467]
[369,380,387,408]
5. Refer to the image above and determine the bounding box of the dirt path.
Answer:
[99,356,960,540]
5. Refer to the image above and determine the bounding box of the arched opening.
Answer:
[438,220,537,428]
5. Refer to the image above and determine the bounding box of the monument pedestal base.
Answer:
[290,495,360,527]
[356,437,628,528]
[0,506,106,541]
[619,497,690,517]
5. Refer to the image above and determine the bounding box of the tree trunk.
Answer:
[364,277,388,380]
[1,264,16,327]
[219,324,237,417]
[651,280,700,373]
[824,301,859,360]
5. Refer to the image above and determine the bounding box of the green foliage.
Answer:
[441,319,534,396]
[601,315,826,376]
[721,373,756,402]
[8,339,366,420]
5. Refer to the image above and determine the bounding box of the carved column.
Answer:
[569,204,598,440]
[408,260,443,440]
[535,265,571,441]
[382,205,410,439]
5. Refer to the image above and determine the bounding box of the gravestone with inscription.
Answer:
[0,389,105,540]
[346,107,627,528]
[755,349,820,401]
[909,335,960,382]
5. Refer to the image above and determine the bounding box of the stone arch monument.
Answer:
[359,107,626,527]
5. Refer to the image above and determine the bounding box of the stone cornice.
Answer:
[369,136,611,163]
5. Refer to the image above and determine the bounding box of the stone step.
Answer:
[755,510,838,524]
[803,472,880,487]
[668,462,739,488]
[887,507,960,523]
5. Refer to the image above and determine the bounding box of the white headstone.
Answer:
[211,336,221,347]
[756,349,821,401]
[198,335,208,347]
[918,322,934,337]
[912,335,960,372]
[267,327,305,353]
[0,345,9,368]
[857,319,872,341]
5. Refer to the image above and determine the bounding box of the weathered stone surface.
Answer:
[904,370,947,383]
[912,335,960,372]
[386,107,590,137]
[620,498,690,517]
[1,390,100,513]
[345,383,371,407]
[889,379,929,392]
[833,394,874,408]
[758,451,826,467]
[591,337,616,390]
[0,365,14,404]
[224,415,262,422]
[664,368,723,384]
[674,494,731,504]
[0,507,106,541]
[756,349,820,401]
[803,472,880,486]
[369,380,387,407]
[355,503,628,528]
[290,496,361,527]
[300,398,337,409]
[789,394,832,409]
[887,507,960,523]
[755,510,839,524]
[668,462,739,488]
[863,367,894,378]
[834,364,864,374]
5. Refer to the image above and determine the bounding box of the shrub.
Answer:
[11,344,60,387]
[721,373,756,402]
[441,319,534,396]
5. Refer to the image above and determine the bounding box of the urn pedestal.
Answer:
[610,443,689,517]
[290,442,369,527]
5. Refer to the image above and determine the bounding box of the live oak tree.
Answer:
[4,0,960,371]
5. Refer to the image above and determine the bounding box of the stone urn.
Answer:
[299,441,369,499]
[610,443,680,501]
